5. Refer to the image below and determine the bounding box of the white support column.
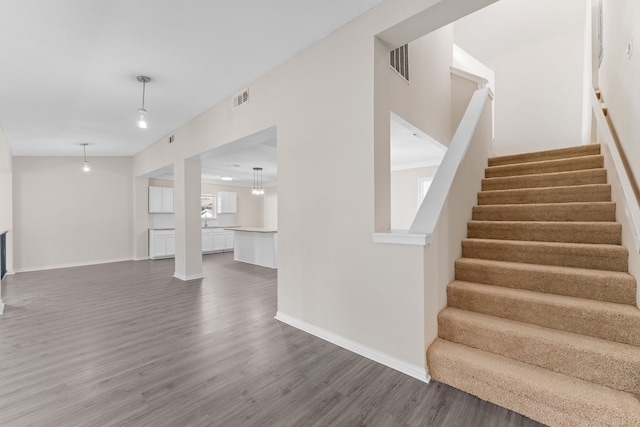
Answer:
[173,158,203,281]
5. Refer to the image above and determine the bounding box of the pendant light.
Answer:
[252,167,264,195]
[136,76,151,129]
[81,143,90,172]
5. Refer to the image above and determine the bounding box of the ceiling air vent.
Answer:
[232,88,249,109]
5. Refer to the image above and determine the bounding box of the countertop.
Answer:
[228,227,277,233]
[149,226,241,231]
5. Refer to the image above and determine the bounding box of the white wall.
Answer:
[0,128,13,276]
[12,157,133,271]
[451,72,482,135]
[130,0,500,376]
[493,30,586,155]
[391,166,439,230]
[0,126,13,313]
[389,25,454,147]
[599,0,640,190]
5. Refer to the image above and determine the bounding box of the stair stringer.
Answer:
[602,142,640,308]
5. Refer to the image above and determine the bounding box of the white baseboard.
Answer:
[173,272,205,281]
[275,311,430,384]
[133,256,150,261]
[0,301,4,315]
[14,257,133,273]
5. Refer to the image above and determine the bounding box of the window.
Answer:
[201,194,216,219]
[417,177,433,208]
[390,44,409,81]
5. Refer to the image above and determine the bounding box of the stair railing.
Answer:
[590,89,640,253]
[409,87,494,237]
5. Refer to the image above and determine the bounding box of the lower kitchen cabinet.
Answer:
[150,228,234,259]
[224,230,234,251]
[149,229,176,259]
[212,229,225,252]
[202,229,232,254]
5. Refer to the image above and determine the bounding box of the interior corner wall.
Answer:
[12,157,134,271]
[275,20,427,370]
[493,30,586,156]
[599,0,640,190]
[0,128,13,275]
[391,166,439,230]
[389,25,454,146]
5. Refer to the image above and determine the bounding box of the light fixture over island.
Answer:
[227,227,277,269]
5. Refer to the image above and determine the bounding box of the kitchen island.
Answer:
[228,228,277,269]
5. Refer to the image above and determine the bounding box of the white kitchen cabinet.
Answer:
[166,234,175,256]
[217,191,237,214]
[149,186,174,213]
[202,229,225,253]
[201,229,213,253]
[149,229,176,259]
[224,230,234,251]
[212,230,225,252]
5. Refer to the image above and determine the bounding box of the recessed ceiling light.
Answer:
[221,176,233,181]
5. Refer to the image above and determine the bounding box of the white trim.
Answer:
[173,272,205,281]
[13,257,133,273]
[372,231,429,246]
[591,89,640,253]
[449,66,488,88]
[0,301,4,315]
[275,311,430,383]
[133,256,150,261]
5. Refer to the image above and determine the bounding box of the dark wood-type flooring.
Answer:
[0,253,545,426]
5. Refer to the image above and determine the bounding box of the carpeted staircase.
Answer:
[426,144,640,426]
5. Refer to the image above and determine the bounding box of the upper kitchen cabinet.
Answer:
[217,191,237,214]
[149,186,174,213]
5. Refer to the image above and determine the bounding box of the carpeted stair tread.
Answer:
[426,339,640,427]
[447,281,640,346]
[472,201,616,222]
[488,144,601,167]
[478,183,611,205]
[467,220,621,244]
[438,307,640,394]
[462,238,628,271]
[431,144,640,425]
[481,168,607,191]
[454,258,637,304]
[485,155,604,178]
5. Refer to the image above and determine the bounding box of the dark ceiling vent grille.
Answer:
[233,88,250,108]
[390,44,409,82]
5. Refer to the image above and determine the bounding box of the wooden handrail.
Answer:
[591,89,640,253]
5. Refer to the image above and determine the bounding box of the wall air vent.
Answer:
[390,44,409,82]
[232,88,250,109]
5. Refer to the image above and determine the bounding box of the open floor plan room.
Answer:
[0,253,542,426]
